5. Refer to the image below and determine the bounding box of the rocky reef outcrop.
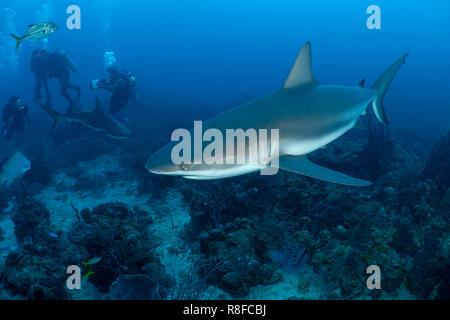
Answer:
[0,200,79,299]
[68,202,171,296]
[424,129,450,194]
[180,131,449,299]
[0,201,172,300]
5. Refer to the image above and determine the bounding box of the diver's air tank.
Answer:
[65,54,79,72]
[58,50,79,72]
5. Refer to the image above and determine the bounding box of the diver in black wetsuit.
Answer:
[97,66,138,115]
[31,49,80,112]
[2,97,30,140]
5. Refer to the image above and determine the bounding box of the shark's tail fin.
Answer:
[371,53,409,125]
[39,104,61,130]
[10,34,23,51]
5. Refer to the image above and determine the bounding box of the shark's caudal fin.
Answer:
[371,53,409,125]
[279,156,372,187]
[283,42,318,89]
[39,104,62,130]
[10,34,22,51]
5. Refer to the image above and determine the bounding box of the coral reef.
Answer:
[0,200,172,300]
[179,132,449,299]
[0,187,10,214]
[0,200,80,299]
[68,202,171,295]
[310,130,419,180]
[424,129,450,194]
[0,122,448,300]
[109,274,160,300]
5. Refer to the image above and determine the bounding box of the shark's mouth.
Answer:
[183,175,223,180]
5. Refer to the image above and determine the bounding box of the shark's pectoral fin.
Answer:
[283,42,318,89]
[279,156,372,187]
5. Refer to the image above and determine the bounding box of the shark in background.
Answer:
[146,42,408,186]
[39,98,131,140]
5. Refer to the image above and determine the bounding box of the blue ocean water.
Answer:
[1,0,449,135]
[0,0,449,300]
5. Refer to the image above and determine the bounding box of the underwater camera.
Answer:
[90,79,103,89]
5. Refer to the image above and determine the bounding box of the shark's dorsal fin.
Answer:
[94,98,105,115]
[358,79,365,88]
[283,41,318,89]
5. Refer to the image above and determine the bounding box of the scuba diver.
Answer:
[92,66,138,115]
[31,48,80,112]
[2,97,30,140]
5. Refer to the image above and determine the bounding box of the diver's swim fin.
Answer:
[10,34,23,51]
[279,156,372,187]
[371,53,409,125]
[39,104,61,130]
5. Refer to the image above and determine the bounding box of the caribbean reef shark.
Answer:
[146,42,408,186]
[39,98,131,140]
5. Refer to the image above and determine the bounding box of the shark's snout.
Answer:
[145,148,176,175]
[145,155,163,174]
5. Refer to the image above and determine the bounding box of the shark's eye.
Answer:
[179,163,189,172]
